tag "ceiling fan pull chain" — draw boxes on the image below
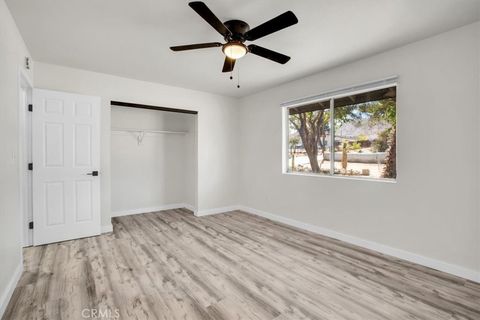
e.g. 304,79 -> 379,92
237,64 -> 240,88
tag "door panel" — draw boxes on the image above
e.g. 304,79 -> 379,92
44,99 -> 64,114
74,124 -> 92,166
75,101 -> 92,117
45,182 -> 65,225
33,89 -> 101,245
44,123 -> 64,166
75,180 -> 93,222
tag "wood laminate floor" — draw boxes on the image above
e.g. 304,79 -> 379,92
3,209 -> 480,320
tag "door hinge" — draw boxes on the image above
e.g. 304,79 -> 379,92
28,163 -> 33,171
28,221 -> 33,229
28,104 -> 33,112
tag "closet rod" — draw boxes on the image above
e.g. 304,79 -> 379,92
111,128 -> 187,135
111,100 -> 198,115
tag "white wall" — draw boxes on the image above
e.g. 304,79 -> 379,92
0,0 -> 33,315
238,23 -> 480,277
110,107 -> 196,214
34,62 -> 239,227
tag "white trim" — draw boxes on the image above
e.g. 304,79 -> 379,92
18,67 -> 33,247
19,67 -> 33,88
101,224 -> 113,233
237,205 -> 480,283
0,259 -> 23,318
329,98 -> 335,175
112,204 -> 239,218
282,171 -> 397,183
195,205 -> 240,217
281,107 -> 289,173
111,203 -> 189,217
183,203 -> 197,214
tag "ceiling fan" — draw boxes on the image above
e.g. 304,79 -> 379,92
170,1 -> 298,73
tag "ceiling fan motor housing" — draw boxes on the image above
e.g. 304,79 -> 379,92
224,20 -> 250,41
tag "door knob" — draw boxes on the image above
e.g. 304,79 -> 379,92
86,171 -> 99,176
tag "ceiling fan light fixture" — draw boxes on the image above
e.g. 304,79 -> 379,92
222,42 -> 247,59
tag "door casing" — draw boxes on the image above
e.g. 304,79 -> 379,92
18,69 -> 33,247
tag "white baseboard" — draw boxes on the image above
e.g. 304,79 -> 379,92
195,205 -> 240,217
183,203 -> 197,214
111,203 -> 189,217
111,203 -> 233,218
237,205 -> 480,284
101,224 -> 113,233
0,258 -> 23,318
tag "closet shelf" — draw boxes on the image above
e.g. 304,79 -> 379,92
111,128 -> 188,135
111,127 -> 188,145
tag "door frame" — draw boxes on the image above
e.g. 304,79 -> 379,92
18,68 -> 33,247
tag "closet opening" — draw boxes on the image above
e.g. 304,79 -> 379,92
110,101 -> 198,217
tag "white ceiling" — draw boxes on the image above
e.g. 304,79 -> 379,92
6,0 -> 480,97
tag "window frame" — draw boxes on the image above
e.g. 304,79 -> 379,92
282,77 -> 398,182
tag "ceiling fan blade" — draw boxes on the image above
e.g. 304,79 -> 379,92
189,1 -> 231,37
170,42 -> 222,51
245,11 -> 298,41
222,57 -> 236,73
248,45 -> 290,64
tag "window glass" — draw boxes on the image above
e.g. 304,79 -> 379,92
334,92 -> 396,179
288,100 -> 331,174
285,85 -> 396,180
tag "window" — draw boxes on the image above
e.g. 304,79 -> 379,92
284,81 -> 397,181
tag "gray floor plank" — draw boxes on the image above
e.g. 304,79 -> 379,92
3,209 -> 480,320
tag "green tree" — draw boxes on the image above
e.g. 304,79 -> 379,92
372,129 -> 390,152
359,99 -> 396,178
290,105 -> 357,173
289,110 -> 330,173
359,99 -> 396,125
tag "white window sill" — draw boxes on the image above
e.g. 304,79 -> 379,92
282,171 -> 397,183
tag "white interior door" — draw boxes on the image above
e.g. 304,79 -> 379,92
32,89 -> 101,245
